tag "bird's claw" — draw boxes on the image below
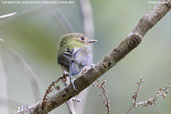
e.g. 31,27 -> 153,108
70,77 -> 78,91
91,64 -> 97,72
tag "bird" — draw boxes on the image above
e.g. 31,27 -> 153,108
57,33 -> 97,89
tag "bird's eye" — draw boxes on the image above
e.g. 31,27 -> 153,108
81,36 -> 85,41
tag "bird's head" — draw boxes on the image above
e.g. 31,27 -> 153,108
59,33 -> 97,46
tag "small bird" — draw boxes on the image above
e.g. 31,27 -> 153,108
57,33 -> 97,89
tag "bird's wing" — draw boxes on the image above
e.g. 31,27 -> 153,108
57,48 -> 73,71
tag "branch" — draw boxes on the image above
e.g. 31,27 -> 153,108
126,78 -> 171,114
14,0 -> 171,113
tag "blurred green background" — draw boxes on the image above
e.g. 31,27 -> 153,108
0,0 -> 171,114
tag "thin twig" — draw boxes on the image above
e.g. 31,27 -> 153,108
133,79 -> 144,104
126,105 -> 134,114
53,10 -> 74,33
0,38 -> 4,42
126,78 -> 144,114
93,80 -> 110,114
0,12 -> 17,114
0,54 -> 8,114
0,12 -> 17,19
126,79 -> 171,114
0,5 -> 56,29
7,48 -> 41,102
80,0 -> 95,39
42,73 -> 67,108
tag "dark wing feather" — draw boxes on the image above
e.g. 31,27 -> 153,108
58,49 -> 73,72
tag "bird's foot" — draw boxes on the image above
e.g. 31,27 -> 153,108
79,64 -> 96,75
70,77 -> 78,91
80,68 -> 87,75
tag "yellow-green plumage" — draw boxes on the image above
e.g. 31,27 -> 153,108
57,33 -> 96,76
58,36 -> 85,54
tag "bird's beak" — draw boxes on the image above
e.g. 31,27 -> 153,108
88,40 -> 97,44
